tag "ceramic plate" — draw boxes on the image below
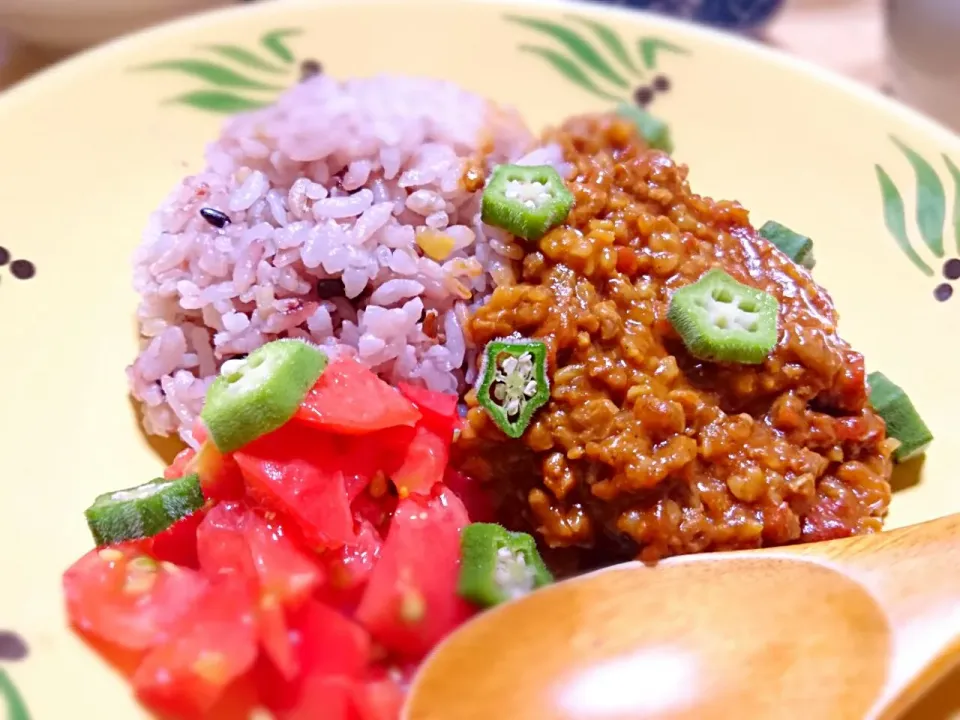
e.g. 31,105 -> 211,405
2,0 -> 960,717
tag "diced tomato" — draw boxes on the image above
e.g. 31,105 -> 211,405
196,503 -> 323,680
278,675 -> 360,720
351,490 -> 397,534
391,425 -> 448,497
133,575 -> 258,718
148,508 -> 206,569
243,511 -> 323,606
193,441 -> 245,502
398,383 -> 459,442
235,426 -> 355,548
258,595 -> 298,681
297,600 -> 370,677
353,677 -> 406,720
196,502 -> 257,579
257,599 -> 371,714
443,468 -> 496,523
317,520 -> 383,612
295,357 -> 421,435
63,545 -> 208,651
356,488 -> 475,659
339,430 -> 410,501
164,447 -> 197,480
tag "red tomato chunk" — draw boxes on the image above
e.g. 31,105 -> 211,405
295,357 -> 421,434
133,575 -> 258,718
398,383 -> 459,442
356,488 -> 475,659
63,545 -> 207,651
391,425 -> 449,498
235,427 -> 356,549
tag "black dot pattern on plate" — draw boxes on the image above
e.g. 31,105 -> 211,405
633,86 -> 654,107
653,75 -> 671,92
0,631 -> 28,661
934,282 -> 953,302
0,247 -> 8,267
943,258 -> 960,280
9,259 -> 35,280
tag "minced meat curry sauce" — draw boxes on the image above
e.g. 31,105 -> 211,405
455,114 -> 896,566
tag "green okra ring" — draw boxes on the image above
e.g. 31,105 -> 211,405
201,338 -> 328,453
84,473 -> 204,546
480,164 -> 574,241
457,522 -> 553,608
667,268 -> 779,365
475,336 -> 550,439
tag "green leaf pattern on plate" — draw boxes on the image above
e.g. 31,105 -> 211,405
136,59 -> 286,91
0,669 -> 30,720
565,16 -> 643,77
890,137 -> 946,258
877,137 -> 960,278
133,27 -> 302,114
260,28 -> 302,63
943,155 -> 960,256
197,45 -> 288,74
638,37 -> 689,71
518,46 -> 622,101
506,14 -> 689,102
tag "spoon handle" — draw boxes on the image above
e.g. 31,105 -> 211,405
782,513 -> 960,719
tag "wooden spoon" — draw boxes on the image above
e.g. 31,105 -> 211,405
405,514 -> 960,720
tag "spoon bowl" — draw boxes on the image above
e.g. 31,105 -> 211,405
406,514 -> 960,720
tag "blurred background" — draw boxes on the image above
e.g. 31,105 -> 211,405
0,0 -> 955,132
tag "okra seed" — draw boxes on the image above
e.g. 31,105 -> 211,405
220,358 -> 245,377
400,589 -> 426,624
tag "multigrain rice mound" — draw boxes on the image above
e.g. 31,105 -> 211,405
128,75 -> 570,445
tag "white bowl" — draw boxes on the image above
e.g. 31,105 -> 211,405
0,0 -> 234,52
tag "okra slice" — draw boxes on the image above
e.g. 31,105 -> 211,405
475,336 -> 550,439
667,268 -> 779,365
615,103 -> 674,154
480,164 -> 574,241
758,220 -> 816,270
84,474 -> 204,546
867,372 -> 933,462
201,338 -> 328,453
457,523 -> 553,608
